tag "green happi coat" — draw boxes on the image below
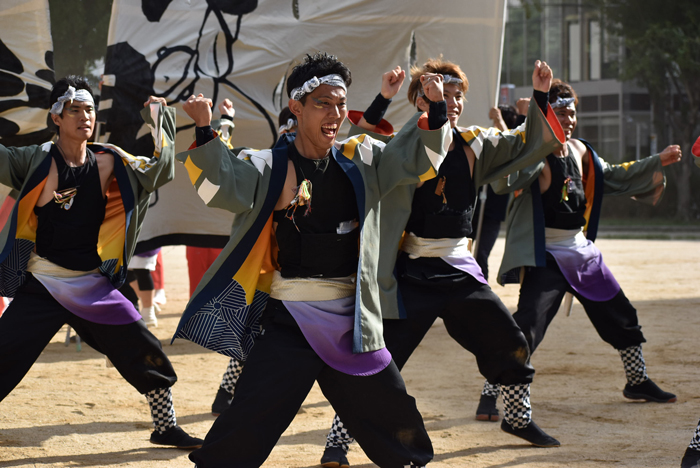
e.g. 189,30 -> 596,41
493,139 -> 666,285
371,98 -> 566,319
0,104 -> 175,295
173,112 -> 451,360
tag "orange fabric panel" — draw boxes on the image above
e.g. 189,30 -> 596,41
582,149 -> 595,231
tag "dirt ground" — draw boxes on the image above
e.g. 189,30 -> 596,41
0,238 -> 698,468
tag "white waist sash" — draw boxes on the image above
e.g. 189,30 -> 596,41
400,232 -> 473,259
270,270 -> 356,301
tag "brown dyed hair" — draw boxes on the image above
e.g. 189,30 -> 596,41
407,56 -> 468,107
549,79 -> 579,107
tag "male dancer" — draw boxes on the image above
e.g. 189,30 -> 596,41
174,52 -> 451,467
477,78 -> 680,419
320,58 -> 566,467
0,76 -> 202,448
680,136 -> 700,468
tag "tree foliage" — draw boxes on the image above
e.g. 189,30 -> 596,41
48,0 -> 113,84
589,0 -> 700,219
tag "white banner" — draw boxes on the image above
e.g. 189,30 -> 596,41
102,0 -> 507,248
0,0 -> 55,146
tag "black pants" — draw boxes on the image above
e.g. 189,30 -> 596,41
474,217 -> 502,281
385,254 -> 533,385
515,255 -> 646,353
190,299 -> 433,468
0,275 -> 177,401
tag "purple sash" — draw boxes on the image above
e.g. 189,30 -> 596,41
284,297 -> 391,376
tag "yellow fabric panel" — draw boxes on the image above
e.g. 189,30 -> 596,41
616,161 -> 635,171
15,179 -> 45,242
184,155 -> 203,185
341,136 -> 362,160
233,215 -> 275,304
418,166 -> 437,182
98,178 -> 126,272
460,129 -> 480,144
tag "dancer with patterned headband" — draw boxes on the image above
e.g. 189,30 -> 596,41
0,76 -> 203,449
175,52 -> 452,468
476,78 -> 680,421
320,57 -> 566,468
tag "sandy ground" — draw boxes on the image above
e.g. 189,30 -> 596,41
1,238 -> 699,468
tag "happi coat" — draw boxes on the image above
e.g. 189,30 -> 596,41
373,98 -> 566,318
173,111 -> 451,360
0,104 -> 176,296
493,139 -> 666,285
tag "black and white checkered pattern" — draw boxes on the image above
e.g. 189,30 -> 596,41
325,414 -> 354,451
618,345 -> 648,386
501,383 -> 531,429
689,420 -> 700,450
220,358 -> 245,394
146,387 -> 177,433
482,380 -> 501,398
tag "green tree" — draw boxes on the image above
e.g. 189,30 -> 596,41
48,0 -> 113,84
589,0 -> 700,220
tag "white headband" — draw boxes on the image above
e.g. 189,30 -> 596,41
417,74 -> 463,97
290,74 -> 347,101
50,86 -> 95,115
551,96 -> 576,109
278,118 -> 298,135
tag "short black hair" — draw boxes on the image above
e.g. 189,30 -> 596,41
278,106 -> 296,128
498,105 -> 519,130
49,76 -> 94,135
286,52 -> 351,104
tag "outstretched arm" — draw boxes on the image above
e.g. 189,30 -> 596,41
355,66 -> 405,133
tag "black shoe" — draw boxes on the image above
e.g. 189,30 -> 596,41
500,419 -> 560,447
211,387 -> 233,416
623,379 -> 677,403
681,447 -> 700,468
476,393 -> 500,421
320,446 -> 350,468
150,425 -> 203,450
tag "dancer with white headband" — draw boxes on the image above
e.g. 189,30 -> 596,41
175,52 -> 452,467
0,75 -> 203,450
476,78 -> 680,420
320,57 -> 567,467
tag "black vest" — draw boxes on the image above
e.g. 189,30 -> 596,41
405,134 -> 475,239
34,145 -> 107,271
541,147 -> 587,230
273,144 -> 359,278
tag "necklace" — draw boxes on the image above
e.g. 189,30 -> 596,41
53,142 -> 86,211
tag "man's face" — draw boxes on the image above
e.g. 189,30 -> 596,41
417,82 -> 464,129
52,100 -> 96,142
295,84 -> 347,151
554,103 -> 577,141
444,83 -> 464,128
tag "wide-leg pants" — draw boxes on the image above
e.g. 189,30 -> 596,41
514,255 -> 645,353
0,275 -> 177,401
384,253 -> 534,385
190,298 -> 433,468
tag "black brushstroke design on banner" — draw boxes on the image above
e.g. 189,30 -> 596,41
0,39 -> 55,146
